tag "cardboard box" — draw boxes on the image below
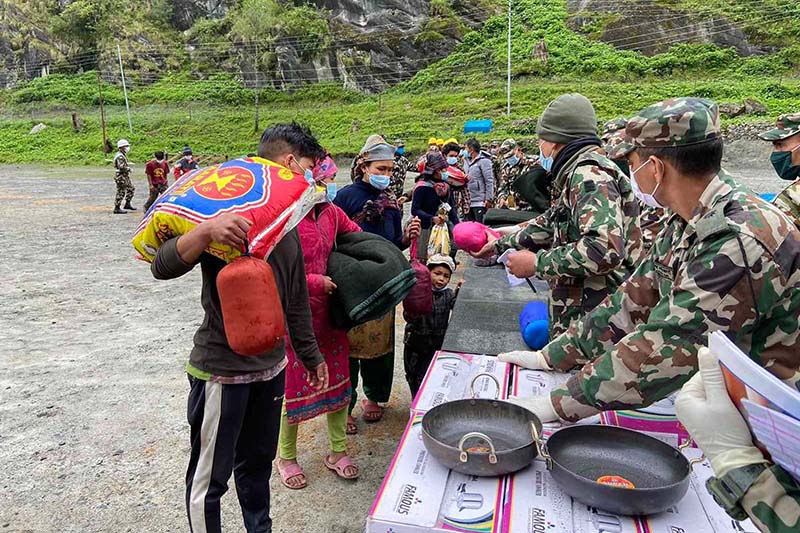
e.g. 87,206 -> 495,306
366,411 -> 505,533
599,394 -> 693,447
367,411 -> 450,532
412,351 -> 511,413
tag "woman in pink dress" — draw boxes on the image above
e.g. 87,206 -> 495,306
277,155 -> 362,489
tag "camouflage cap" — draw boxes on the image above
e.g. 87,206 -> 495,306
601,117 -> 628,140
498,138 -> 518,156
758,113 -> 800,141
610,97 -> 721,159
604,130 -> 628,160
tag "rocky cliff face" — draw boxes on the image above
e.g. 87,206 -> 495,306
565,0 -> 773,56
0,0 -> 775,92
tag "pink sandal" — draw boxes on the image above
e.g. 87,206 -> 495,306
324,454 -> 359,480
277,460 -> 307,490
361,399 -> 384,423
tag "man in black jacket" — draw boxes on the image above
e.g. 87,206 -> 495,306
151,123 -> 328,533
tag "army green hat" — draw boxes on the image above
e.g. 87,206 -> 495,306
498,138 -> 517,156
601,117 -> 628,140
758,113 -> 800,141
609,97 -> 721,160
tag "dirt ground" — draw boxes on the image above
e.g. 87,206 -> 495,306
0,149 -> 785,533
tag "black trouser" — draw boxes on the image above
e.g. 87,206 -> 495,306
467,206 -> 486,223
403,335 -> 443,398
185,371 -> 285,533
143,183 -> 168,211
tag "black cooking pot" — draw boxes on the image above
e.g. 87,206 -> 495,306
533,423 -> 703,516
421,374 -> 543,477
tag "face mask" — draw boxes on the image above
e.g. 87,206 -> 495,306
446,156 -> 458,165
506,155 -> 520,167
123,146 -> 130,154
461,149 -> 470,160
325,182 -> 338,202
290,158 -> 314,184
539,144 -> 554,172
156,158 -> 163,163
441,172 -> 449,182
613,159 -> 630,176
770,146 -> 800,181
396,147 -> 405,156
630,159 -> 664,209
369,174 -> 391,190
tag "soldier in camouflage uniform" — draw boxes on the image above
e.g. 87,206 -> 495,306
605,128 -> 667,254
391,139 -> 411,198
495,138 -> 543,211
113,139 -> 136,214
500,98 -> 800,458
474,94 -> 643,337
758,113 -> 800,228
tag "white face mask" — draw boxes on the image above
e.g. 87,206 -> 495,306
630,159 -> 664,209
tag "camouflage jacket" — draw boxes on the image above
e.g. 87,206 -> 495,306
113,152 -> 130,179
541,171 -> 800,422
773,179 -> 800,230
640,205 -> 667,254
495,146 -> 643,336
497,156 -> 538,210
391,154 -> 411,197
742,464 -> 800,532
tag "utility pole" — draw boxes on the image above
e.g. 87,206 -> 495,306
116,43 -> 133,133
506,0 -> 512,117
97,70 -> 109,153
254,42 -> 260,132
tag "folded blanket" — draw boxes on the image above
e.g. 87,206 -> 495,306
327,232 -> 416,329
483,208 -> 538,227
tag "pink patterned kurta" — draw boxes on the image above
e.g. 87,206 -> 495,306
285,202 -> 362,424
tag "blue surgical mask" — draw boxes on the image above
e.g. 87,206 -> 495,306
539,145 -> 554,173
396,147 -> 405,156
291,158 -> 315,185
460,149 -> 470,160
369,174 -> 391,190
630,159 -> 663,209
441,172 -> 449,182
326,182 -> 338,202
446,156 -> 458,165
506,155 -> 520,167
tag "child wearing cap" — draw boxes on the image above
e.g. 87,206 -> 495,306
402,254 -> 463,397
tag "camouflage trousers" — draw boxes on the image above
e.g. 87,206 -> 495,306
143,183 -> 167,212
114,174 -> 135,206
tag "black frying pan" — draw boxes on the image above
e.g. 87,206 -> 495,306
533,424 -> 701,516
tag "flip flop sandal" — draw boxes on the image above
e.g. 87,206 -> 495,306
277,461 -> 307,490
324,454 -> 359,480
361,399 -> 384,423
346,415 -> 358,435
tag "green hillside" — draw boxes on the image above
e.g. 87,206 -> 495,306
1,0 -> 800,164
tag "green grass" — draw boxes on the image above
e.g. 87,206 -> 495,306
2,75 -> 799,165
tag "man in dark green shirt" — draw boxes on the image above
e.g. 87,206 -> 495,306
152,123 -> 328,533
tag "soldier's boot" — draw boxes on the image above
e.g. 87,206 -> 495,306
123,202 -> 137,211
113,204 -> 127,214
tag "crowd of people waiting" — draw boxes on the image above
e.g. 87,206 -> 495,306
144,93 -> 800,533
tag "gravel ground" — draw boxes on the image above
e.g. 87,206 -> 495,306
0,146 -> 786,533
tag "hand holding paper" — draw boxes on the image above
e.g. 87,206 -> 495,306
675,347 -> 766,477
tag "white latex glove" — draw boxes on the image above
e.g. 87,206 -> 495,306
675,347 -> 767,477
498,350 -> 552,371
507,394 -> 560,423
